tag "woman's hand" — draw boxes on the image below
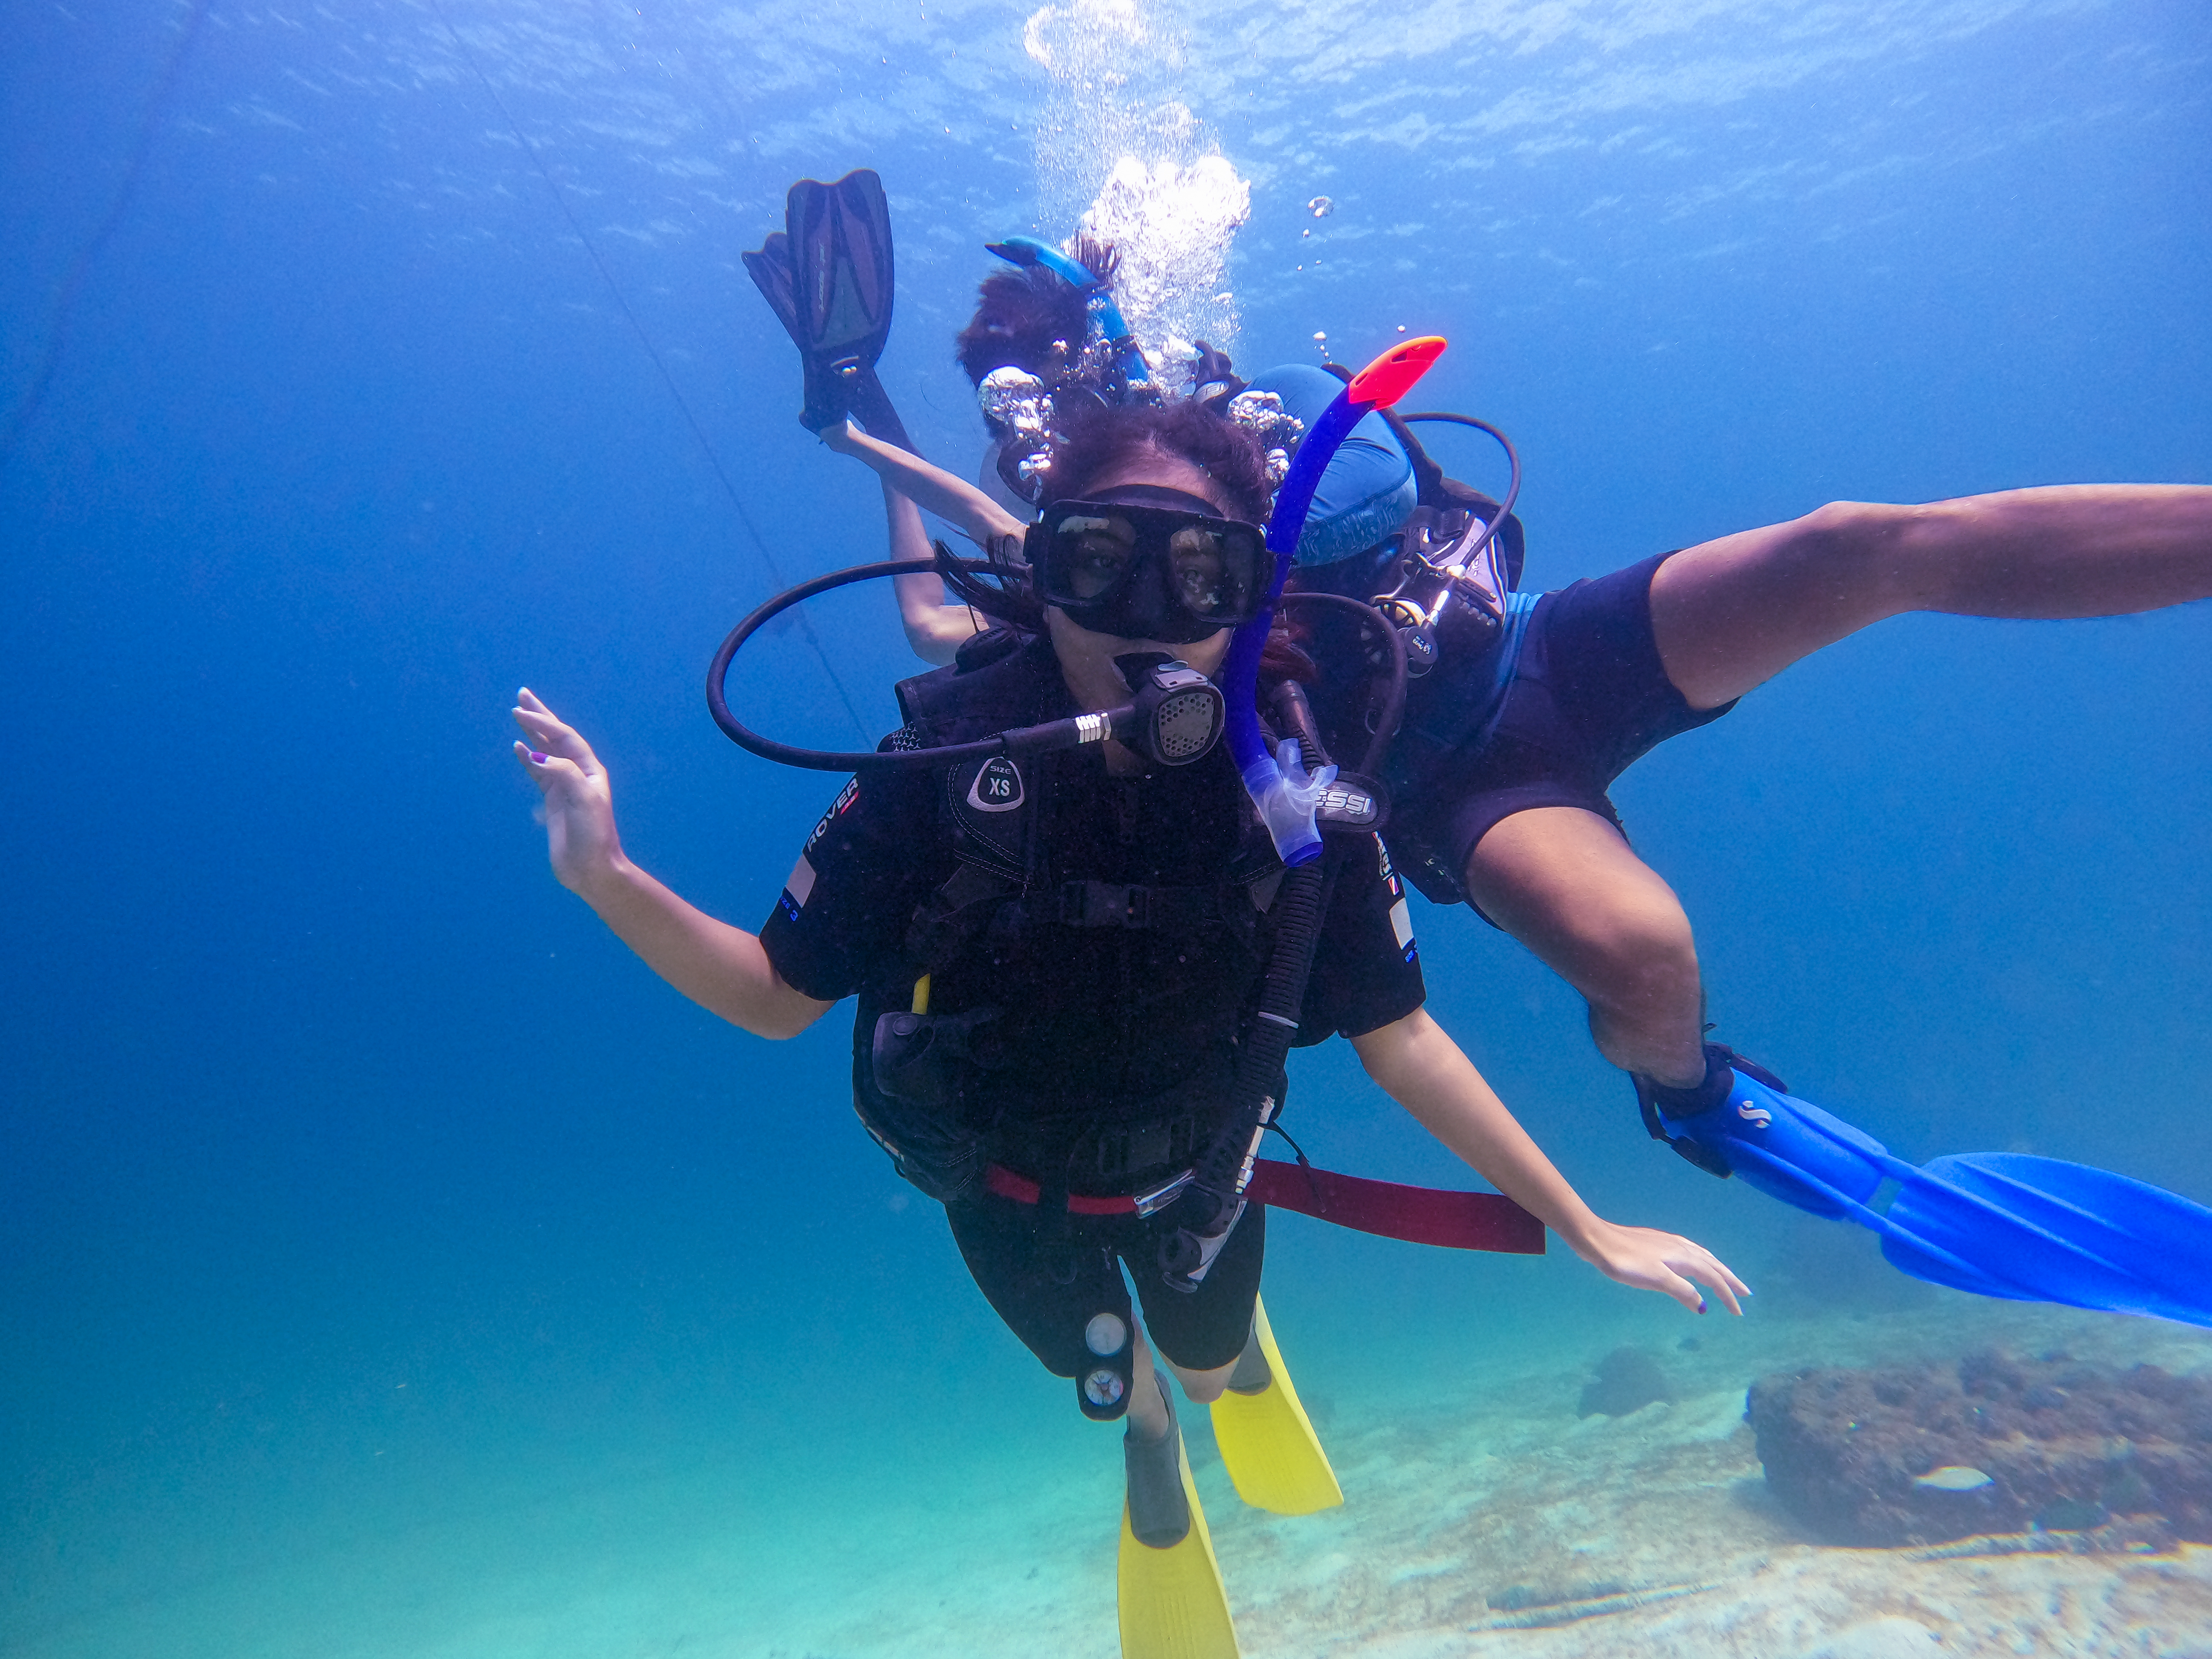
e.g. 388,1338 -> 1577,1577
1353,1010 -> 1753,1318
512,688 -> 620,894
507,689 -> 831,1039
1563,1219 -> 1749,1316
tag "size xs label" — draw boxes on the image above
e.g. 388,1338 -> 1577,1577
966,756 -> 1025,814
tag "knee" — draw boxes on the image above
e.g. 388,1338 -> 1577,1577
1565,892 -> 1701,1014
1796,499 -> 1937,612
1172,1364 -> 1234,1406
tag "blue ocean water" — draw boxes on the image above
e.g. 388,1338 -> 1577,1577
3,3 -> 2208,1654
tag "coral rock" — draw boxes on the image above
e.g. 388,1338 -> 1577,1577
1746,1349 -> 2212,1546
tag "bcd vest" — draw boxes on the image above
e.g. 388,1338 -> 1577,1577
850,631 -> 1289,1205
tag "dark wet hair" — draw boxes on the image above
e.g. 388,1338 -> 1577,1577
953,237 -> 1118,387
1041,396 -> 1273,525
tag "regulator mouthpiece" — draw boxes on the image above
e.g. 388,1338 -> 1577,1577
1112,655 -> 1225,768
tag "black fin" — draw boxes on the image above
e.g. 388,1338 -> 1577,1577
741,230 -> 800,346
745,169 -> 914,450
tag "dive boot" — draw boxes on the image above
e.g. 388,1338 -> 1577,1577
1208,1295 -> 1342,1515
1119,1373 -> 1239,1659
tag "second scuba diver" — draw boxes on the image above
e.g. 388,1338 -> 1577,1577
766,172 -> 2212,1325
512,393 -> 1746,1658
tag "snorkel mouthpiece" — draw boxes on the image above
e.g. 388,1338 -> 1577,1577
1228,337 -> 1448,864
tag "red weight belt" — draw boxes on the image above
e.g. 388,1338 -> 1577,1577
981,1158 -> 1544,1255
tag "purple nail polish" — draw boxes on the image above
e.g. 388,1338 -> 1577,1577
530,751 -> 548,764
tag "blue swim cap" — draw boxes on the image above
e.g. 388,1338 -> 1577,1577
1247,364 -> 1416,567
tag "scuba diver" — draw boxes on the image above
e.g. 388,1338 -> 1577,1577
748,170 -> 2212,1333
512,390 -> 1747,1659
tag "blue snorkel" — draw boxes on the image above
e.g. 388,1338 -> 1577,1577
1224,336 -> 1449,865
1153,337 -> 1450,1294
984,235 -> 1153,394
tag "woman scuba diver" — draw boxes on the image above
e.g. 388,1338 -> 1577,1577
512,393 -> 1746,1657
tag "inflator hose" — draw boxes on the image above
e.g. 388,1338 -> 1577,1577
1211,861 -> 1324,1194
1162,681 -> 1339,1290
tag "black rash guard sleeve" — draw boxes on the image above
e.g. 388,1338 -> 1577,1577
758,765 -> 942,1004
1296,832 -> 1426,1042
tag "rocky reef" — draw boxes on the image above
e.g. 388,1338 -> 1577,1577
1746,1349 -> 2212,1548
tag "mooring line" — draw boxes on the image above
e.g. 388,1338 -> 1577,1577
0,0 -> 212,474
431,0 -> 870,743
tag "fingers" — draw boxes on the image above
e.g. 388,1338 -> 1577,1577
1586,1222 -> 1752,1317
1665,1240 -> 1749,1317
512,739 -> 585,793
1648,1264 -> 1706,1315
1686,1266 -> 1738,1318
512,689 -> 602,774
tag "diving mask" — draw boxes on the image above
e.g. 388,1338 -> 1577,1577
1025,488 -> 1269,646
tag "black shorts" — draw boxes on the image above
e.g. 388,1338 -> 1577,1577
945,1192 -> 1265,1376
1388,551 -> 1734,906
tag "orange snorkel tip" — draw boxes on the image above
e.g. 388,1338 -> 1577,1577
1343,335 -> 1447,409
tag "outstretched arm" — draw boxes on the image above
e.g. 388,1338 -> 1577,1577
1653,483 -> 2212,709
510,689 -> 832,1040
1352,1008 -> 1748,1315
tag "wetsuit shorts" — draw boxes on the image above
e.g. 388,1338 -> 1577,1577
946,1191 -> 1264,1375
1389,550 -> 1735,907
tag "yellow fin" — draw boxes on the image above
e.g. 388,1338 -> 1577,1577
1117,1438 -> 1240,1659
1207,1296 -> 1343,1515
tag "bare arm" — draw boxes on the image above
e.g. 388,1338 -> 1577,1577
883,478 -> 984,666
1654,483 -> 2212,709
511,690 -> 832,1040
820,419 -> 1027,546
1351,1008 -> 1747,1314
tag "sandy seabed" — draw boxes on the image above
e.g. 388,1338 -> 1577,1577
17,1298 -> 2212,1659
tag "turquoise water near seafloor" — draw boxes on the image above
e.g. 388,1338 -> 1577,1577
4,2 -> 2210,1655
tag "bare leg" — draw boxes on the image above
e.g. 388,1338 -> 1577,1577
1462,806 -> 1707,1087
1652,485 -> 2212,710
1459,487 -> 2209,1080
1126,1322 -> 1240,1441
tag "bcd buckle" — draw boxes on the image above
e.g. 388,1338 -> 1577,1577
1132,1168 -> 1195,1217
1062,880 -> 1149,928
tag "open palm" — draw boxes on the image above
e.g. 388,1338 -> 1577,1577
511,688 -> 620,891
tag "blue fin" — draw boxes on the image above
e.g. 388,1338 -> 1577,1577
1884,1153 -> 2212,1327
1664,1071 -> 2212,1328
